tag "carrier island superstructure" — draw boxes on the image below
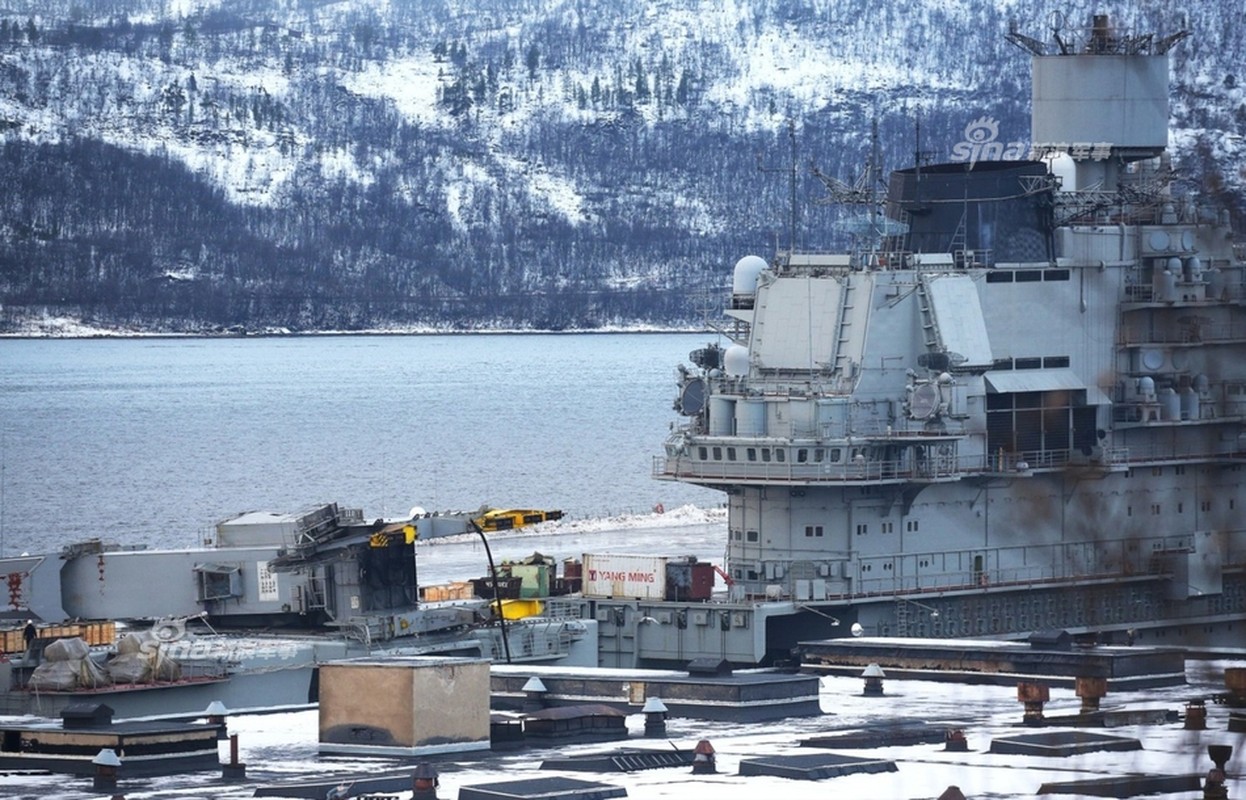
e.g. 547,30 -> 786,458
655,15 -> 1246,655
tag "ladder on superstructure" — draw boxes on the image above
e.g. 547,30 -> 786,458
830,277 -> 856,377
949,209 -> 968,268
915,275 -> 943,355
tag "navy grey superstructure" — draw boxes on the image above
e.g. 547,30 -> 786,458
656,15 -> 1246,650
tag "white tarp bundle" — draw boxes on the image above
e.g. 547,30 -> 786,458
107,632 -> 183,684
27,636 -> 110,691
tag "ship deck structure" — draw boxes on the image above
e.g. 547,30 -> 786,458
651,13 -> 1246,660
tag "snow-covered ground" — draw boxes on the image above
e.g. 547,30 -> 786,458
1,659 -> 1243,799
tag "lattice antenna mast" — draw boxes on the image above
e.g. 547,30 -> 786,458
756,119 -> 799,255
812,114 -> 907,258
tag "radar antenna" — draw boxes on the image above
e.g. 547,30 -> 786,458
1005,20 -> 1047,56
812,115 -> 908,262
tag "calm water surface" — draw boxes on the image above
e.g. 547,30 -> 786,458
0,333 -> 719,553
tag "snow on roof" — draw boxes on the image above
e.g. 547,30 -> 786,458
1,660 -> 1241,799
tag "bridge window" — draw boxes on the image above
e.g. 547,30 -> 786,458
761,448 -> 771,462
712,446 -> 722,460
747,448 -> 757,461
986,388 -> 1089,458
698,447 -> 708,460
776,449 -> 786,462
727,447 -> 737,461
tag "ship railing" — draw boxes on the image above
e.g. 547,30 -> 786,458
1106,443 -> 1246,464
954,249 -> 993,269
656,443 -> 1148,483
1123,282 -> 1246,305
843,537 -> 1212,600
178,660 -> 233,681
542,598 -> 586,621
1120,320 -> 1246,345
653,453 -> 965,483
777,250 -> 857,273
851,564 -> 1054,597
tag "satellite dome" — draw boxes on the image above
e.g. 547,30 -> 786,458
732,255 -> 767,295
723,344 -> 750,377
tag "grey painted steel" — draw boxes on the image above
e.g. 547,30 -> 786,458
1032,55 -> 1169,149
653,17 -> 1246,669
0,554 -> 67,621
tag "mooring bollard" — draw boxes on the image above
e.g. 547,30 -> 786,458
1017,682 -> 1049,726
412,762 -> 440,800
92,748 -> 121,793
1075,675 -> 1108,714
522,676 -> 548,712
205,699 -> 229,740
862,663 -> 886,696
1186,699 -> 1209,731
1204,743 -> 1233,800
642,696 -> 668,738
691,738 -> 716,774
221,732 -> 247,780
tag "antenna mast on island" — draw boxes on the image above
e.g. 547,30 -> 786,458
757,119 -> 799,255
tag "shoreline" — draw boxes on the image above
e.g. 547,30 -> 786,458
0,325 -> 711,340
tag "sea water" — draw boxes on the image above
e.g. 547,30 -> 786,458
0,333 -> 721,554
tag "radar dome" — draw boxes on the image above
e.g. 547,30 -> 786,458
724,344 -> 750,377
732,255 -> 767,295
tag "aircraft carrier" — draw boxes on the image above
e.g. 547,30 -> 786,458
653,13 -> 1246,658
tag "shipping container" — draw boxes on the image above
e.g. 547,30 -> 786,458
1,620 -> 116,653
665,558 -> 715,601
508,564 -> 550,598
420,582 -> 475,602
582,554 -> 667,600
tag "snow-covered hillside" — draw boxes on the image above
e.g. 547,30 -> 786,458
0,0 -> 1242,332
